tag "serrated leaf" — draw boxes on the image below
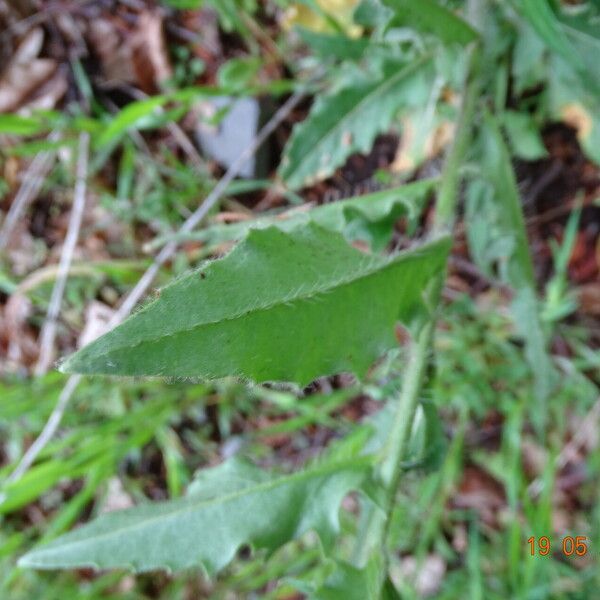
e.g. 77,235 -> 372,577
19,456 -> 372,573
466,114 -> 556,429
279,56 -> 434,190
60,223 -> 450,384
312,554 -> 400,599
384,0 -> 478,45
153,179 -> 434,252
468,115 -> 535,290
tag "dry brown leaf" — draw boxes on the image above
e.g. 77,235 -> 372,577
453,465 -> 506,527
0,28 -> 65,113
87,12 -> 172,93
5,220 -> 46,275
561,103 -> 593,142
212,211 -> 253,224
3,155 -> 19,189
521,438 -> 548,478
24,68 -> 68,112
99,477 -> 134,514
282,0 -> 362,37
391,117 -> 454,174
394,554 -> 446,597
87,19 -> 136,85
577,283 -> 600,316
131,12 -> 172,93
3,0 -> 37,18
4,292 -> 37,369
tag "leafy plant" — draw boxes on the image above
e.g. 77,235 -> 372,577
58,224 -> 449,382
14,0 -> 600,596
278,56 -> 435,189
20,455 -> 372,573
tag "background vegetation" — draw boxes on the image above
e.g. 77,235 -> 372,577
0,0 -> 599,598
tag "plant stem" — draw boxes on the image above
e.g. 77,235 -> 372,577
353,285 -> 440,567
354,0 -> 485,580
379,320 -> 435,490
433,44 -> 481,233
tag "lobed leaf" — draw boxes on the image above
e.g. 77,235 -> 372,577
466,114 -> 556,428
19,456 -> 372,574
60,223 -> 450,384
278,57 -> 434,190
314,555 -> 400,600
148,178 -> 435,252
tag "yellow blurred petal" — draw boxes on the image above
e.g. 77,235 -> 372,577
283,0 -> 362,37
561,103 -> 593,142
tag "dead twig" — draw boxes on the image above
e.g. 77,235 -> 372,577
34,132 -> 90,376
1,89 -> 306,497
0,131 -> 59,250
0,375 -> 82,504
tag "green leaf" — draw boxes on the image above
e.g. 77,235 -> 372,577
19,456 -> 372,573
313,555 -> 400,599
511,0 -> 587,81
279,57 -> 434,190
468,115 -> 535,289
511,21 -> 547,95
296,27 -> 370,60
384,0 -> 478,45
97,96 -> 168,147
60,223 -> 450,384
148,179 -> 435,253
466,114 -> 556,428
501,110 -> 548,161
404,400 -> 445,471
558,6 -> 600,92
0,114 -> 46,136
217,57 -> 262,91
353,0 -> 394,28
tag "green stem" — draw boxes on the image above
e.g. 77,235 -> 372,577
353,294 -> 439,570
353,0 -> 485,581
433,44 -> 481,234
379,320 -> 435,490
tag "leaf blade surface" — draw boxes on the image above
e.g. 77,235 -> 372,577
19,457 -> 372,573
279,57 -> 434,190
61,224 -> 450,384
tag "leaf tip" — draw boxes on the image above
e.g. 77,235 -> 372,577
17,552 -> 34,569
56,355 -> 72,374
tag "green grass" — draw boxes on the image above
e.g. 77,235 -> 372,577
2,294 -> 598,598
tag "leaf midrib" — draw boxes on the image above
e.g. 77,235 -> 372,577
24,456 -> 372,562
91,240 -> 445,355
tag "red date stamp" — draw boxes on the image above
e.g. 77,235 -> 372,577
527,536 -> 588,556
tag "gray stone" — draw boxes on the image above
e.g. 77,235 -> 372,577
196,96 -> 271,178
